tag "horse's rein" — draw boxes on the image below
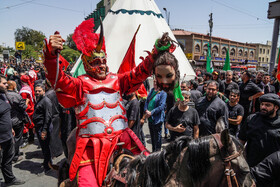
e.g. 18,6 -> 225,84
212,134 -> 241,187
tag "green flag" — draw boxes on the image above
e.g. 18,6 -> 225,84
206,43 -> 213,73
72,58 -> 86,78
173,82 -> 184,101
223,49 -> 231,71
277,47 -> 280,65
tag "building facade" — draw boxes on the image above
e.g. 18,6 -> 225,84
252,41 -> 279,71
173,29 -> 257,70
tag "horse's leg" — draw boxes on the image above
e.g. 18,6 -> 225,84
66,127 -> 77,164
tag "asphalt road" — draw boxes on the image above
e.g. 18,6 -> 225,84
0,123 -> 169,187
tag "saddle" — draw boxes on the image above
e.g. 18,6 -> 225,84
103,143 -> 135,187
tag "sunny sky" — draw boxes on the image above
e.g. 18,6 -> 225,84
0,0 -> 279,48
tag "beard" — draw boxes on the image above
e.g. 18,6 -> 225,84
0,87 -> 6,93
36,95 -> 43,101
260,108 -> 275,117
156,80 -> 175,92
180,100 -> 189,106
86,66 -> 107,80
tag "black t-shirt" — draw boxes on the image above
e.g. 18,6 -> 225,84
227,103 -> 244,136
190,89 -> 203,104
239,80 -> 262,109
196,96 -> 229,136
223,81 -> 239,98
0,99 -> 13,143
238,113 -> 280,167
125,98 -> 145,145
166,106 -> 200,140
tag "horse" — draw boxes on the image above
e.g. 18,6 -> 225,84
110,129 -> 254,187
57,126 -> 254,187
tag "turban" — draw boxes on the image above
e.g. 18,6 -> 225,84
259,93 -> 280,107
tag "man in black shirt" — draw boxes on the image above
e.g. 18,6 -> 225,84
196,81 -> 229,136
212,71 -> 225,93
125,92 -> 145,146
239,70 -> 263,120
227,89 -> 244,136
238,93 -> 280,167
0,75 -> 25,185
166,91 -> 200,140
261,73 -> 276,94
33,84 -> 53,173
189,79 -> 202,105
6,80 -> 27,163
45,80 -> 63,158
222,70 -> 239,98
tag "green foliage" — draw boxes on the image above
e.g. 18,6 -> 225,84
65,34 -> 77,50
61,45 -> 80,63
14,26 -> 46,51
22,45 -> 38,60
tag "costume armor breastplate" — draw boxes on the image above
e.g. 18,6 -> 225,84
76,74 -> 128,136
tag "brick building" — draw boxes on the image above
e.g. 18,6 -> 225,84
173,29 -> 257,70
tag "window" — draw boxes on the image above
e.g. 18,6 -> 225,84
195,44 -> 201,53
230,48 -> 235,56
259,57 -> 261,62
267,58 -> 269,62
244,51 -> 248,57
238,49 -> 243,57
268,49 -> 270,55
250,51 -> 254,58
203,44 -> 208,56
262,57 -> 264,62
221,47 -> 227,55
259,48 -> 262,54
212,46 -> 219,57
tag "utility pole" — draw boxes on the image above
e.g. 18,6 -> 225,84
209,13 -> 213,56
268,0 -> 280,74
163,8 -> 170,26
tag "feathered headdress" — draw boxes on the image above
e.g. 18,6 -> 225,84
72,18 -> 106,57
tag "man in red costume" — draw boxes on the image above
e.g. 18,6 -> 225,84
43,19 -> 173,186
19,75 -> 35,143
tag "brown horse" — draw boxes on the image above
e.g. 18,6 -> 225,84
57,128 -> 254,187
110,129 -> 254,187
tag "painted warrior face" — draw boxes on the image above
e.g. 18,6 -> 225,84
82,51 -> 108,80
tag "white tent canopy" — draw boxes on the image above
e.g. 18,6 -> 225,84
72,0 -> 195,80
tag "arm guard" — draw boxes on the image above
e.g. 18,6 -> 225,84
43,40 -> 83,108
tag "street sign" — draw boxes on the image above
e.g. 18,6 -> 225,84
268,1 -> 280,19
186,53 -> 192,59
15,42 -> 25,50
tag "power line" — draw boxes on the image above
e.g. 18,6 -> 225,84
0,0 -> 84,14
0,0 -> 35,11
29,1 -> 84,13
211,0 -> 272,24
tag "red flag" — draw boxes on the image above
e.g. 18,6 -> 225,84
276,48 -> 280,82
118,25 -> 147,98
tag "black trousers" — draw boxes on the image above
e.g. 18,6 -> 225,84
36,130 -> 52,170
13,123 -> 24,160
0,138 -> 16,183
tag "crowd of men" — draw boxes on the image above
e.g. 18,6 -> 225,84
0,59 -> 280,186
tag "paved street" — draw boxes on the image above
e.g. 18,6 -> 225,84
0,123 -> 169,187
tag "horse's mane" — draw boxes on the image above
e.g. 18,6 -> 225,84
187,136 -> 212,183
127,136 -> 192,187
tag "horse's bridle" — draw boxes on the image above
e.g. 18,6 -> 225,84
212,134 -> 242,187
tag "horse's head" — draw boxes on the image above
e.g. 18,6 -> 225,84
208,129 -> 254,187
175,129 -> 255,187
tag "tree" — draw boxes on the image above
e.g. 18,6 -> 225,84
65,34 -> 77,50
14,27 -> 46,51
22,45 -> 38,60
61,45 -> 80,63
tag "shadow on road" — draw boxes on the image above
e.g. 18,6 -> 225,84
25,150 -> 44,159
